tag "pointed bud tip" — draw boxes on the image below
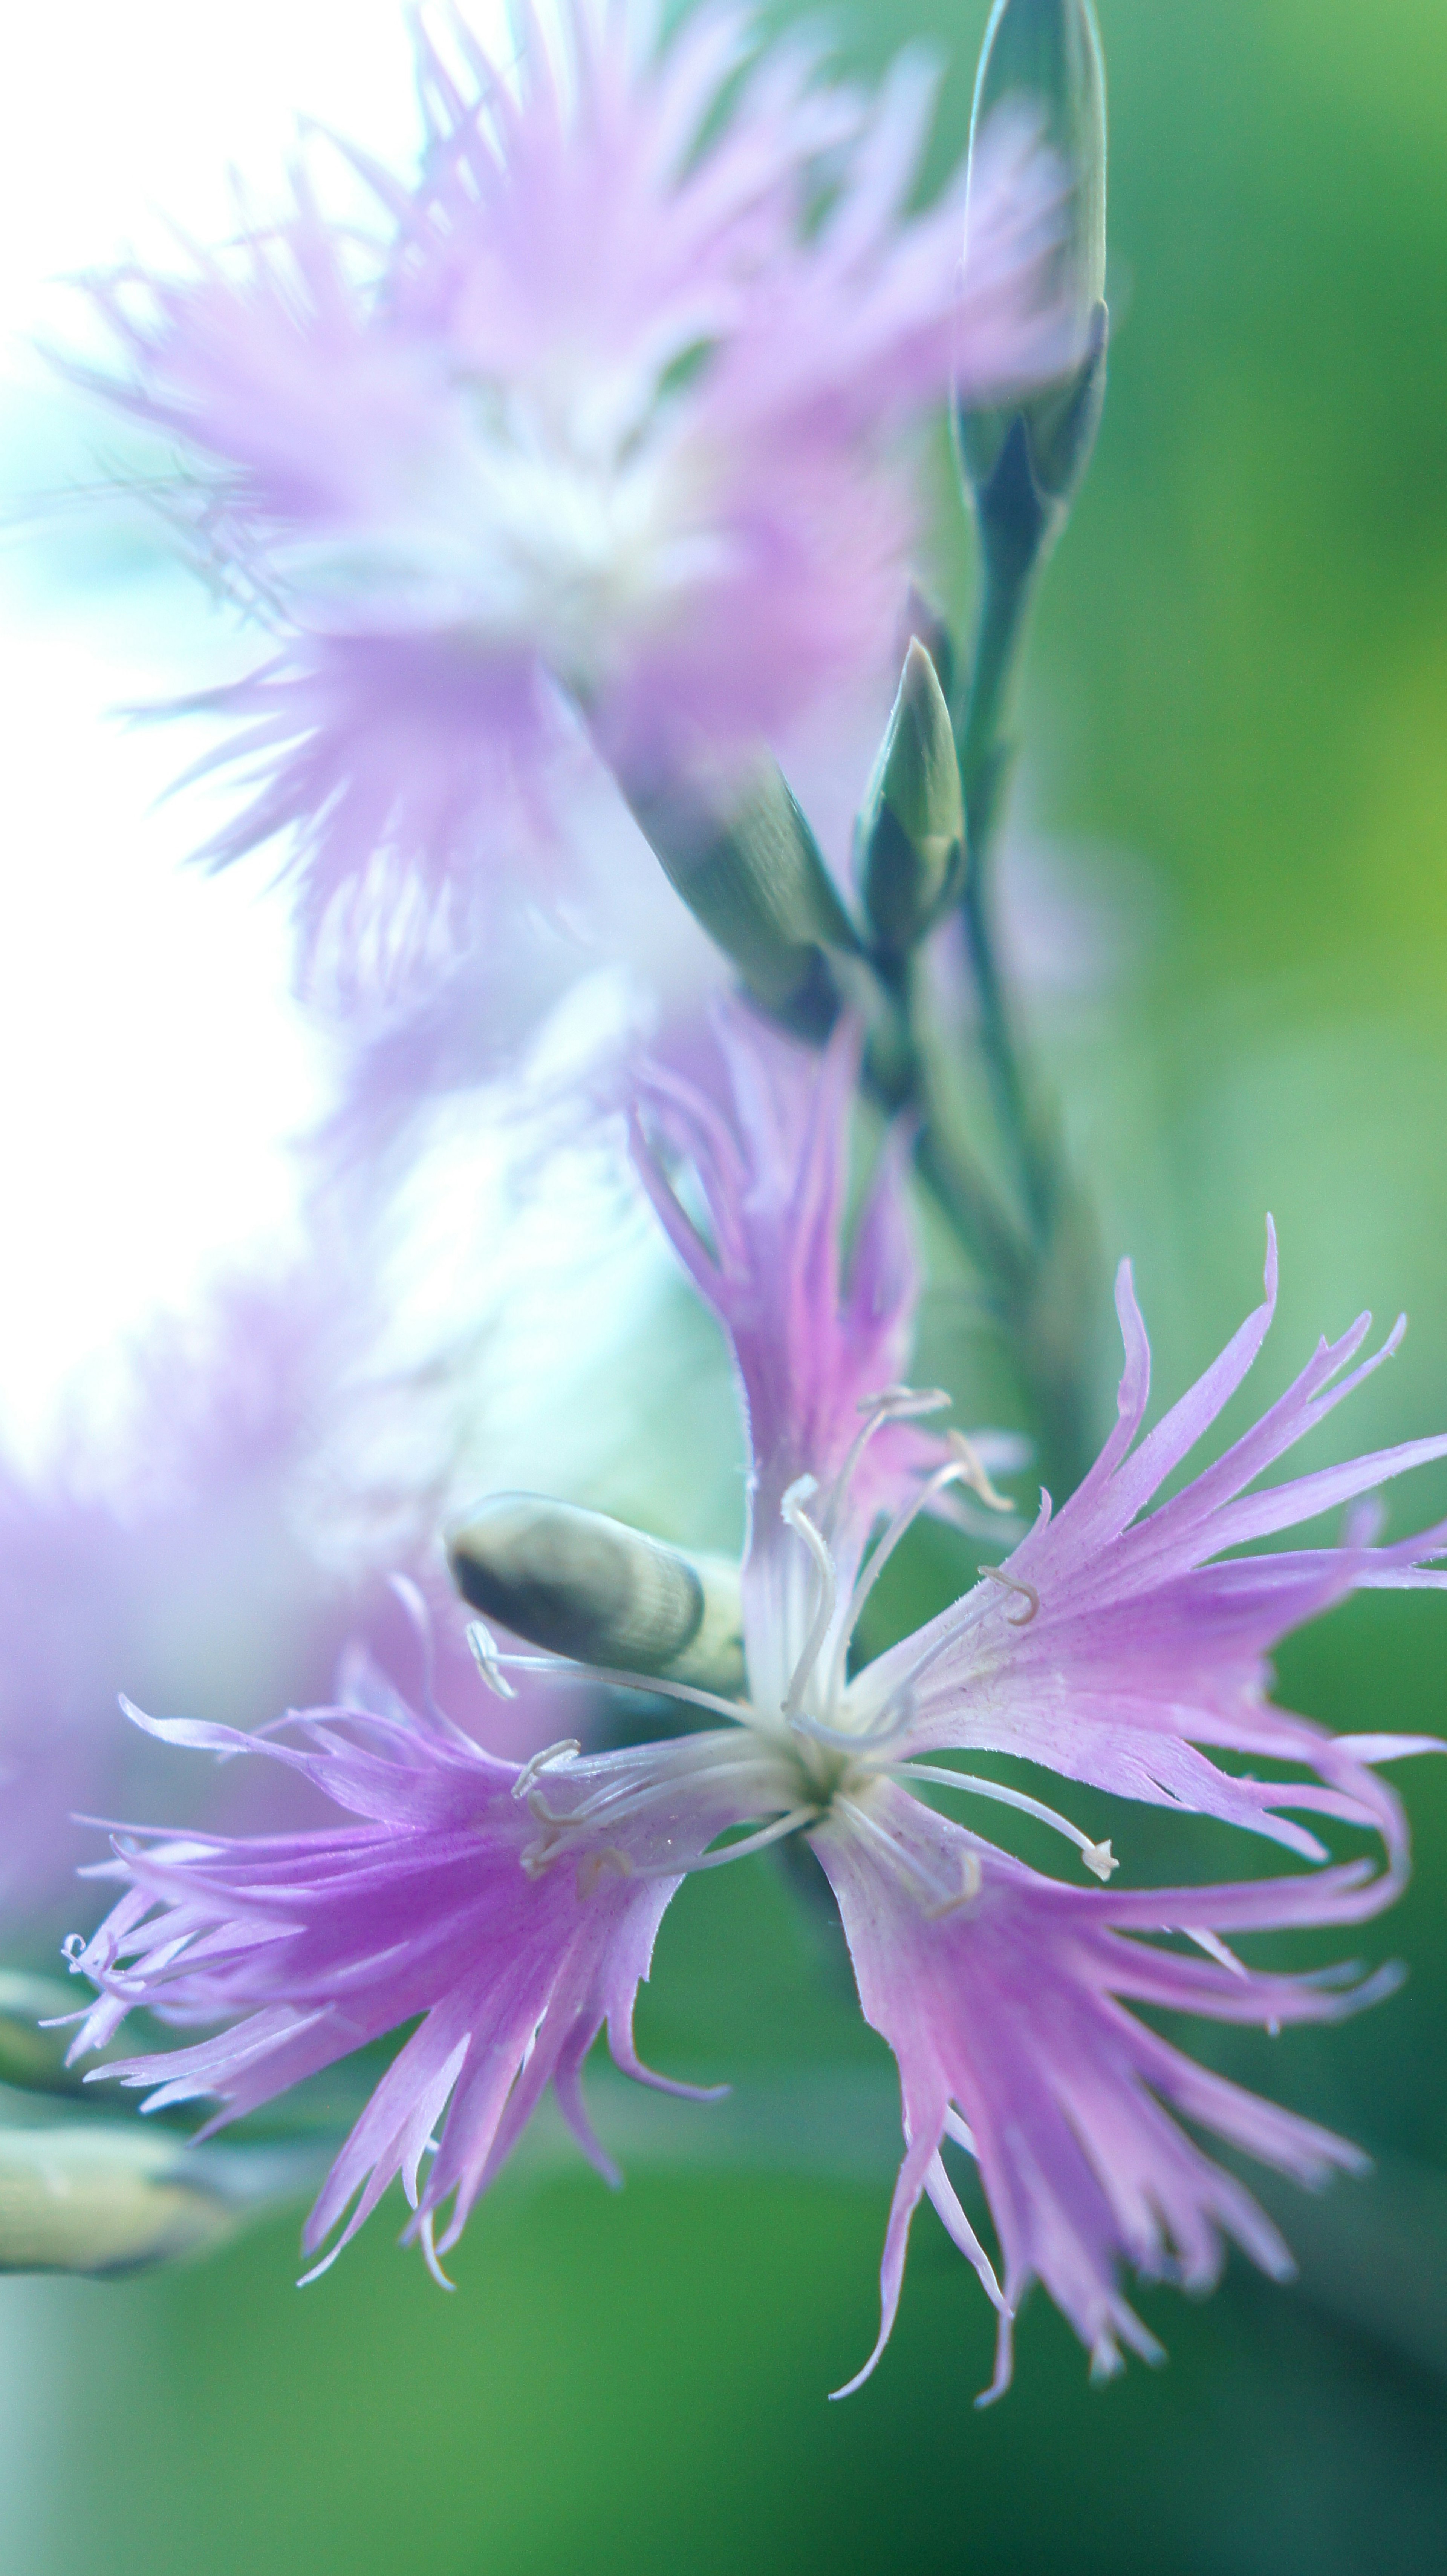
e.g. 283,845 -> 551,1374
860,641 -> 964,958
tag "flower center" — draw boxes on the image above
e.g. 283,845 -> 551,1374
275,364 -> 726,693
470,1383 -> 1117,1893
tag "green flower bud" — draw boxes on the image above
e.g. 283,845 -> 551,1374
860,640 -> 965,959
0,2122 -> 316,2276
624,756 -> 859,1025
957,0 -> 1109,536
448,1495 -> 746,1694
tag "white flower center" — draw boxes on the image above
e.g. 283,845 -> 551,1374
473,1385 -> 1116,1893
273,360 -> 729,693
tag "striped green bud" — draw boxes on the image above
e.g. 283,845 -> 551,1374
860,640 -> 965,959
958,0 -> 1109,537
624,756 -> 859,1026
448,1495 -> 745,1694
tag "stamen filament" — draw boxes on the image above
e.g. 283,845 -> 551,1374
781,1477 -> 839,1720
830,1454 -> 973,1704
468,1622 -> 518,1697
663,1805 -> 820,1875
489,1651 -> 748,1729
788,1698 -> 919,1759
889,1763 -> 1118,1880
510,1740 -> 582,1800
820,1383 -> 950,1542
525,1753 -> 778,1833
945,1431 -> 1016,1516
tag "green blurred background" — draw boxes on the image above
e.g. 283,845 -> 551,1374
5,2 -> 1447,2569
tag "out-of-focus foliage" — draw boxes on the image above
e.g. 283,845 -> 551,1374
2,2 -> 1446,2572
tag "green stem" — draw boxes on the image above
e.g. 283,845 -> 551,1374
919,443 -> 1104,1490
959,578 -> 1062,1246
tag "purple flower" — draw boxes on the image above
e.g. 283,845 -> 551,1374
848,1225 -> 1447,1872
0,1270 -> 563,1930
68,1688 -> 792,2283
66,1009 -> 1446,2393
629,1003 -> 1027,1712
811,1798 -> 1401,2396
79,2 -> 1069,987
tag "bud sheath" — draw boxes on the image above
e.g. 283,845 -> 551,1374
860,640 -> 965,960
624,757 -> 858,1025
448,1495 -> 746,1693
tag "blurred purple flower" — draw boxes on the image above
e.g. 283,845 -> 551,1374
80,1 -> 1069,990
65,1008 -> 1446,2394
0,1272 -> 557,1931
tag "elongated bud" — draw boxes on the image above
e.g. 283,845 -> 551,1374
0,2123 -> 317,2276
958,0 -> 1108,537
448,1495 -> 745,1694
860,640 -> 965,960
624,757 -> 859,1028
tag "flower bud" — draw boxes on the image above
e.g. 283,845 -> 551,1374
624,757 -> 859,1025
448,1495 -> 746,1693
957,0 -> 1108,536
860,640 -> 965,959
0,2123 -> 316,2276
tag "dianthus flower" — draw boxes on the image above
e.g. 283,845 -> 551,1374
67,1009 -> 1446,2394
80,1 -> 1068,985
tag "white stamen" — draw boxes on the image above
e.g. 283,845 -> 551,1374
667,1805 -> 820,1875
857,1383 -> 953,1420
488,1649 -> 746,1727
523,1752 -> 767,1833
820,1383 -> 950,1542
981,1566 -> 1040,1625
510,1739 -> 582,1801
891,1762 -> 1119,1881
789,1696 -> 920,1760
832,1453 -> 976,1702
416,2209 -> 457,2292
468,1622 -> 518,1698
780,1476 -> 839,1720
945,1430 -> 1015,1515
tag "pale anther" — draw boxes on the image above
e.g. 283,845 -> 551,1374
982,1565 -> 1040,1624
511,1738 -> 582,1801
855,1383 -> 951,1421
468,1621 -> 518,1698
945,1430 -> 1014,1514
